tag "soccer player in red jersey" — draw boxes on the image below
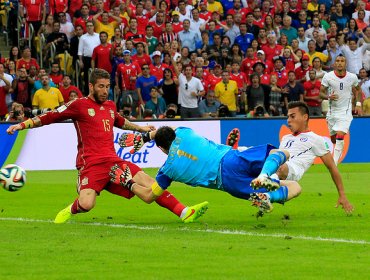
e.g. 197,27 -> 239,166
7,69 -> 208,224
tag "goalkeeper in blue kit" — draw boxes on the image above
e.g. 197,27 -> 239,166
110,126 -> 301,214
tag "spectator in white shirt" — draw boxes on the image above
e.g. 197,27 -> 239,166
338,34 -> 370,75
77,21 -> 100,94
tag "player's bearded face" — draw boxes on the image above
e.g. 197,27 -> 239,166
91,79 -> 110,104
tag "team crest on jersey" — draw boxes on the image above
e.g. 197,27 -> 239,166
300,137 -> 308,142
88,108 -> 95,116
110,109 -> 115,119
81,177 -> 89,186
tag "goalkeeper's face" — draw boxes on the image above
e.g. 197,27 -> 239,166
90,78 -> 110,104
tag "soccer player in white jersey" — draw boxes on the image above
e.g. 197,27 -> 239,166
227,101 -> 354,214
320,55 -> 362,165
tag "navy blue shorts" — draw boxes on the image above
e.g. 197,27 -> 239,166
220,144 -> 275,200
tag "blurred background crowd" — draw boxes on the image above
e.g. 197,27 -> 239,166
1,0 -> 370,121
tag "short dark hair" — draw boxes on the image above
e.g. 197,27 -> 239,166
89,68 -> 110,85
154,126 -> 176,150
287,101 -> 309,119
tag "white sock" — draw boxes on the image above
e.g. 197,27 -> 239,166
180,207 -> 188,218
333,139 -> 344,165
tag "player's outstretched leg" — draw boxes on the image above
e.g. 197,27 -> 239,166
181,201 -> 209,223
110,164 -> 133,186
226,128 -> 240,149
249,193 -> 273,214
54,204 -> 73,224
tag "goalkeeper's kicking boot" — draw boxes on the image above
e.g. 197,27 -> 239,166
226,128 -> 240,149
250,175 -> 280,191
110,164 -> 133,187
54,204 -> 73,224
182,201 -> 209,223
249,193 -> 273,214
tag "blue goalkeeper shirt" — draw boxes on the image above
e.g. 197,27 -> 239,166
156,127 -> 231,190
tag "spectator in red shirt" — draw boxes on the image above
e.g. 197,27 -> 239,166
252,61 -> 271,86
256,50 -> 274,74
49,61 -> 63,86
207,64 -> 223,91
303,69 -> 322,116
91,31 -> 112,73
295,53 -> 312,83
73,4 -> 94,33
230,61 -> 248,93
150,51 -> 169,82
149,11 -> 166,39
59,74 -> 83,103
20,0 -> 46,35
261,32 -> 284,63
124,18 -> 146,44
241,47 -> 258,77
115,50 -> 142,110
131,42 -> 151,68
126,2 -> 150,34
171,11 -> 184,34
271,56 -> 289,88
17,47 -> 40,72
199,1 -> 212,21
195,66 -> 210,94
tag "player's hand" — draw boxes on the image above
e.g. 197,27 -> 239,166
118,132 -> 151,153
6,124 -> 22,135
355,105 -> 363,116
328,93 -> 339,101
140,125 -> 156,132
336,196 -> 354,215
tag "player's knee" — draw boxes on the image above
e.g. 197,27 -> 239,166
78,200 -> 95,211
270,149 -> 290,161
290,181 -> 302,198
78,196 -> 96,211
276,164 -> 289,180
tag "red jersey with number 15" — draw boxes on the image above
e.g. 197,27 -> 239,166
38,97 -> 125,168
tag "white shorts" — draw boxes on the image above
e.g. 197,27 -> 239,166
326,115 -> 353,136
285,161 -> 305,181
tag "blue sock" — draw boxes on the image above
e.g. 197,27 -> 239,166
267,186 -> 288,203
260,151 -> 287,177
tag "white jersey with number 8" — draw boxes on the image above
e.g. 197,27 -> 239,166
321,71 -> 358,117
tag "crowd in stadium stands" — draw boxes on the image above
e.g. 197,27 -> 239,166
1,0 -> 370,121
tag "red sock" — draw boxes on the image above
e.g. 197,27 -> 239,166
155,191 -> 185,217
70,198 -> 89,214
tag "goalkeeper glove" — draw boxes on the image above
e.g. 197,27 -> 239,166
118,132 -> 151,154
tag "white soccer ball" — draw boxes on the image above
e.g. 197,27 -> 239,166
0,164 -> 27,192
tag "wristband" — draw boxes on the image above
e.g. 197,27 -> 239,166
20,119 -> 35,129
142,131 -> 151,143
356,101 -> 362,107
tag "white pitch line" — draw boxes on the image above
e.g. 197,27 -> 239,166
1,217 -> 369,245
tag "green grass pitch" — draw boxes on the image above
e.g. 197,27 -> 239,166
0,164 -> 369,279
